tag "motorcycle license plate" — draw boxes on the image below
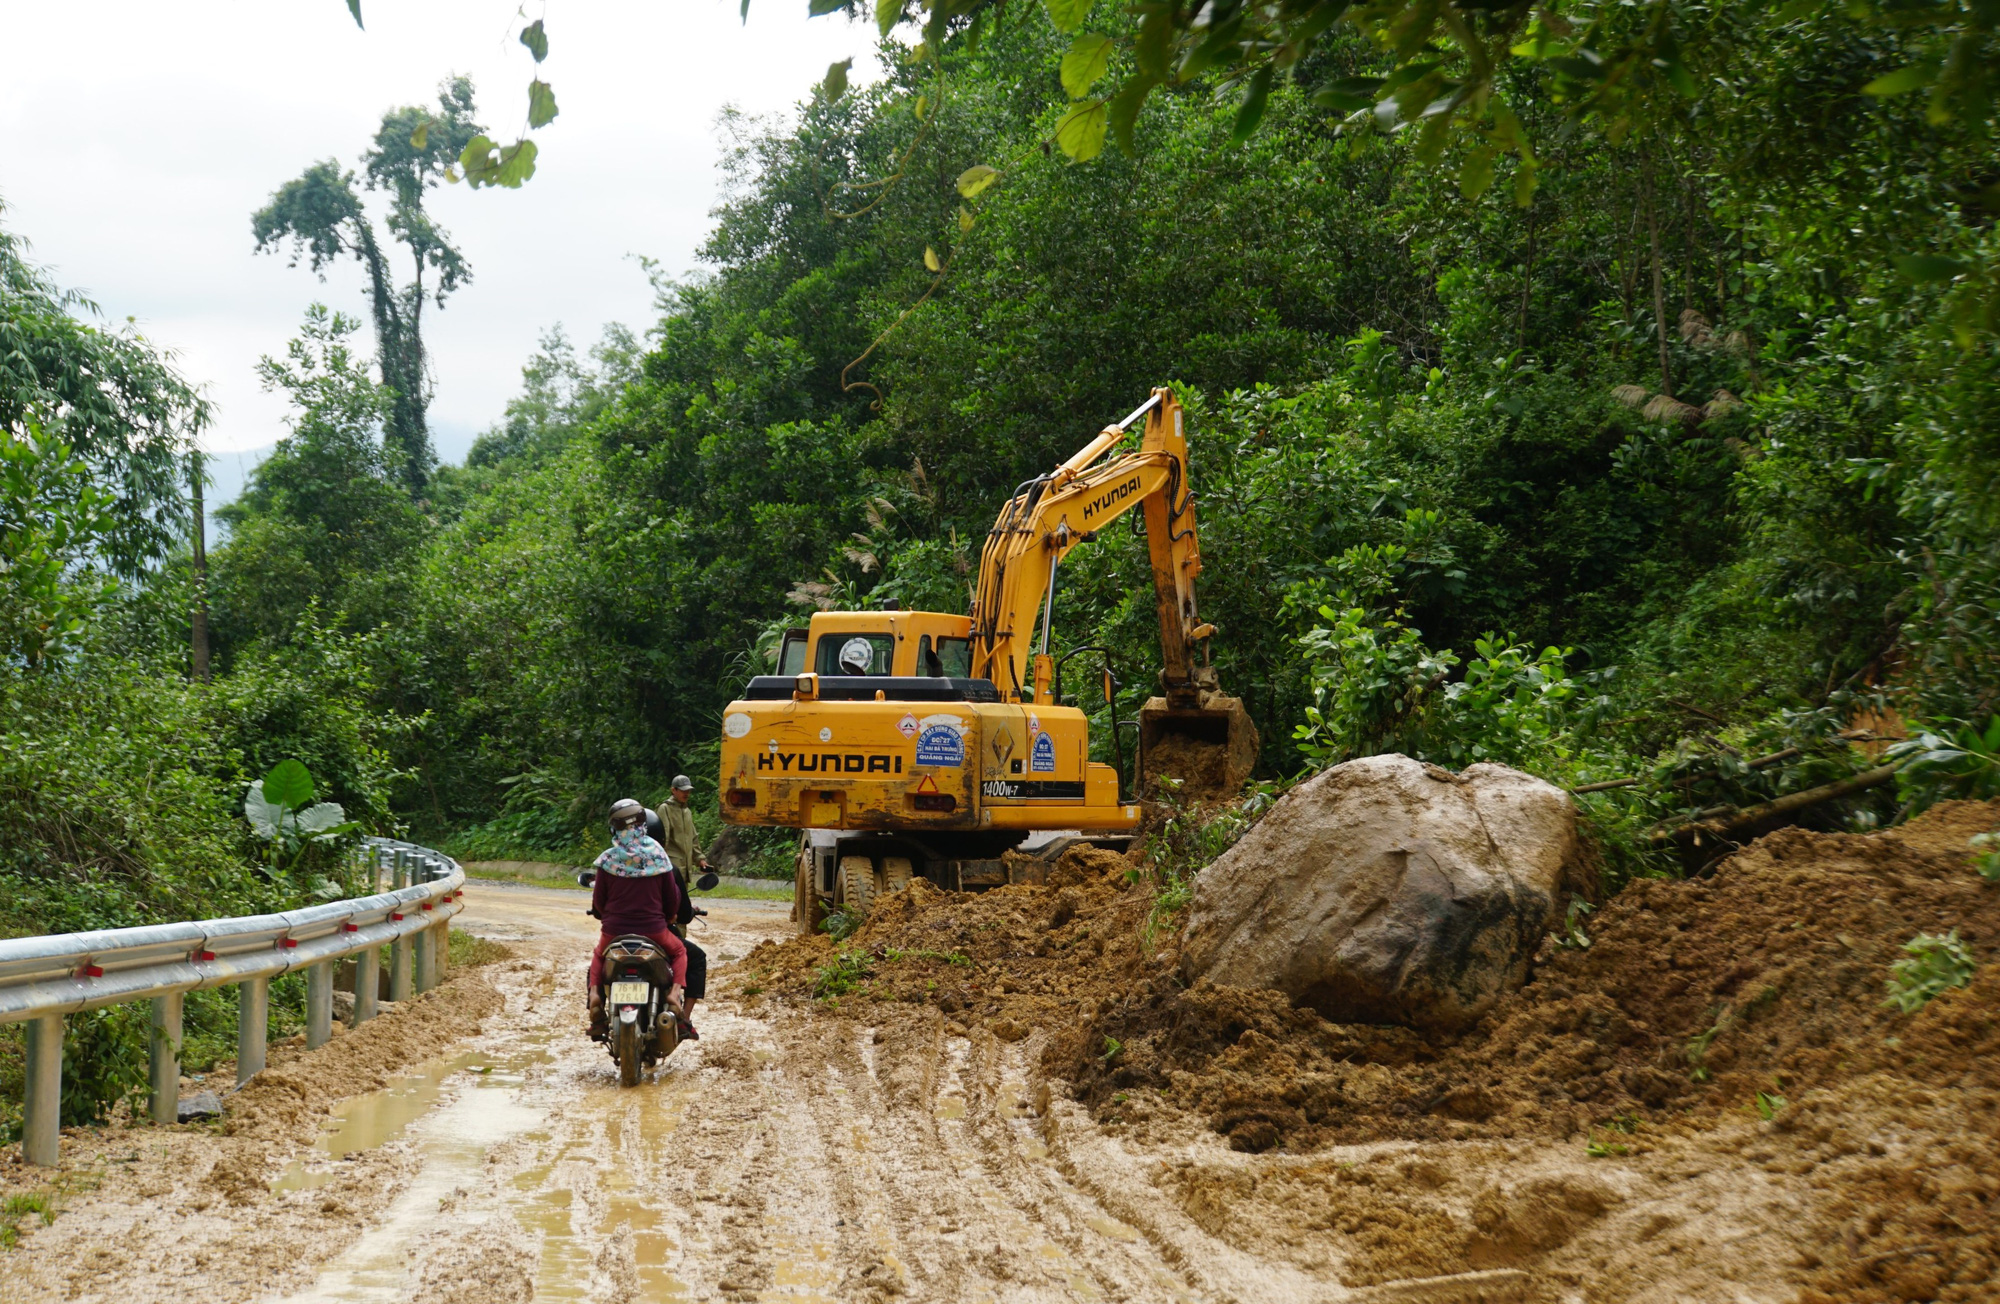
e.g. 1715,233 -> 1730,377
610,981 -> 651,1005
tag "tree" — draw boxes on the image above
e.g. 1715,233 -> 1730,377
0,203 -> 208,575
211,306 -> 428,650
252,77 -> 483,497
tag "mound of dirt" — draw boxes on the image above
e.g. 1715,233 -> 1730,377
734,844 -> 1159,1046
1064,797 -> 2000,1153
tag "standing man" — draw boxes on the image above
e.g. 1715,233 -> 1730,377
655,775 -> 710,1037
658,775 -> 709,883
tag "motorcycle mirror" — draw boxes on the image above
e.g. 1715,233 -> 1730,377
576,870 -> 596,888
696,871 -> 719,891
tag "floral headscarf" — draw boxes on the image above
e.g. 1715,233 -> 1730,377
595,826 -> 674,878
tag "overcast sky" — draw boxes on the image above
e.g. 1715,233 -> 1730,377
1,1 -> 880,469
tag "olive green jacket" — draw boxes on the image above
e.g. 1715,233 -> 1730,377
656,799 -> 702,874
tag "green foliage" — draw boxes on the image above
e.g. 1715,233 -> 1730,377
812,945 -> 874,997
1884,929 -> 1977,1014
1970,832 -> 2000,884
0,426 -> 115,669
243,758 -> 362,881
1889,718 -> 2000,813
820,908 -> 864,943
0,205 -> 207,576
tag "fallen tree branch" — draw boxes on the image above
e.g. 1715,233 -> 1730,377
1568,747 -> 1804,796
1647,764 -> 1898,846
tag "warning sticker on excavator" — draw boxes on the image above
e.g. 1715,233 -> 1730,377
916,725 -> 964,766
1031,731 -> 1056,772
897,713 -> 919,738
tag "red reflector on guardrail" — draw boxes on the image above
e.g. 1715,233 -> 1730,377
420,902 -> 435,911
193,951 -> 216,962
79,965 -> 103,979
280,938 -> 298,948
342,922 -> 359,932
391,912 -> 405,921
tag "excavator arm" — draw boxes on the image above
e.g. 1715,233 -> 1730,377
969,389 -> 1207,700
969,388 -> 1257,791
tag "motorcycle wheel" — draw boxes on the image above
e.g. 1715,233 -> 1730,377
616,1019 -> 642,1087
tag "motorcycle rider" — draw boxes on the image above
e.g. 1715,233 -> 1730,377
586,798 -> 689,1041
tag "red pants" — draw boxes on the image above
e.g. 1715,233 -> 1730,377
589,927 -> 687,989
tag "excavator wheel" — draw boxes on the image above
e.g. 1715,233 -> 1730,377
1138,694 -> 1260,800
839,854 -> 875,916
879,855 -> 914,896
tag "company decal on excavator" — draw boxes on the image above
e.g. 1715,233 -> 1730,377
1081,474 -> 1144,523
758,752 -> 904,774
980,780 -> 1086,800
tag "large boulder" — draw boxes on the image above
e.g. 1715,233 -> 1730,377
1179,754 -> 1580,1032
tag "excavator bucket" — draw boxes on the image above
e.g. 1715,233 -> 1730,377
1138,694 -> 1259,799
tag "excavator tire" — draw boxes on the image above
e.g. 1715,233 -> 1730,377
1139,694 -> 1260,799
880,855 -> 914,896
839,854 -> 875,916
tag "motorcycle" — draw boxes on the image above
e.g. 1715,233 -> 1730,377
579,868 -> 683,1086
596,932 -> 681,1085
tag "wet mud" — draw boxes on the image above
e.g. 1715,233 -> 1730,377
8,804 -> 1999,1302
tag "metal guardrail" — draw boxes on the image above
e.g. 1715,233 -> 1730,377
2,838 -> 467,1167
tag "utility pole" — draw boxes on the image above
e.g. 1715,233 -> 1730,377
190,448 -> 210,682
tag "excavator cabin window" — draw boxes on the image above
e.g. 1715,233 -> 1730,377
816,633 -> 895,676
916,635 -> 972,678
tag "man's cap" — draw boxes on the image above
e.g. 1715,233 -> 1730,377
671,775 -> 694,791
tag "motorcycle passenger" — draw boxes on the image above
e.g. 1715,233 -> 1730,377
586,798 -> 688,1041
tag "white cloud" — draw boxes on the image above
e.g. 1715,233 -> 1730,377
0,0 -> 880,456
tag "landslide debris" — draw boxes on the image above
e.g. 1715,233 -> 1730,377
1181,755 -> 1583,1032
1066,798 -> 2000,1151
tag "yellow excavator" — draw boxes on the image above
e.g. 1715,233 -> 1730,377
716,388 -> 1257,928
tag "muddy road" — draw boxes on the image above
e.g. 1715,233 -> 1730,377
4,875 -> 1915,1304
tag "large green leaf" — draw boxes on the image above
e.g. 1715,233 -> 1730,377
460,136 -> 540,188
956,164 -> 1000,198
519,19 -> 548,63
1458,145 -> 1497,200
1864,61 -> 1937,98
1055,100 -> 1109,162
345,0 -> 363,29
1045,0 -> 1093,36
1108,74 -> 1156,155
1061,34 -> 1114,99
243,781 -> 283,841
1896,253 -> 1967,282
1229,67 -> 1272,145
263,759 -> 315,810
822,58 -> 854,102
528,79 -> 559,129
877,0 -> 902,37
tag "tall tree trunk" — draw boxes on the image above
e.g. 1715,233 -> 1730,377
352,222 -> 432,497
189,450 -> 209,682
1643,155 -> 1673,398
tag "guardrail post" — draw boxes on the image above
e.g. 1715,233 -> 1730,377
414,917 -> 435,994
353,945 -> 379,1024
305,961 -> 332,1049
390,930 -> 412,1003
236,975 -> 268,1085
434,918 -> 451,980
22,1013 -> 61,1166
394,848 -> 409,890
149,993 -> 182,1125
